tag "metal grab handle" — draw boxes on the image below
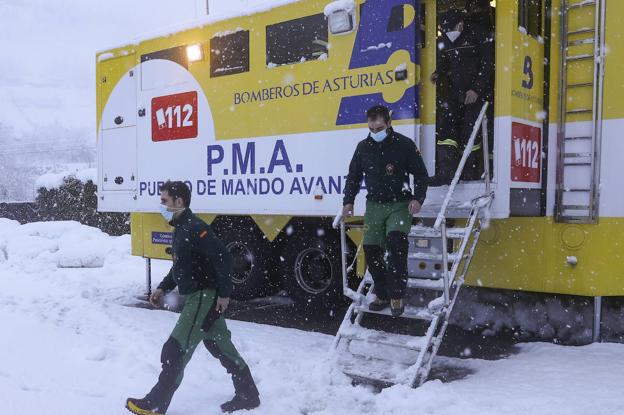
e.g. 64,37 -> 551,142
338,218 -> 362,302
332,207 -> 344,229
434,102 -> 490,230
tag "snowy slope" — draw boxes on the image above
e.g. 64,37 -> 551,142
0,0 -> 300,201
1,218 -> 623,415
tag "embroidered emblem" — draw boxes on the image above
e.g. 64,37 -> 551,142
386,163 -> 395,175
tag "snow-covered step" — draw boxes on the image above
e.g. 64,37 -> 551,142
408,252 -> 466,262
354,304 -> 435,320
409,225 -> 468,239
336,354 -> 411,386
362,274 -> 447,289
407,277 -> 446,290
340,325 -> 428,351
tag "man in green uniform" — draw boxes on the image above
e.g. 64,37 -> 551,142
126,181 -> 260,415
343,105 -> 429,317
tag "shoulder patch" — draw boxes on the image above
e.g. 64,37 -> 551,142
199,230 -> 208,238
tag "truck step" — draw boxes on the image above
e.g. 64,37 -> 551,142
340,325 -> 428,351
354,304 -> 435,321
336,354 -> 412,386
409,225 -> 468,239
408,252 -> 465,262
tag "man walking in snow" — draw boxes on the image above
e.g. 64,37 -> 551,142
126,181 -> 260,415
342,105 -> 429,317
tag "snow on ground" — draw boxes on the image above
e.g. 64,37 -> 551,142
1,219 -> 623,415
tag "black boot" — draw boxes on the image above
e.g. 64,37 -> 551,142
221,366 -> 260,413
429,145 -> 460,186
126,397 -> 164,415
386,232 -> 408,317
221,394 -> 261,413
363,244 -> 389,301
368,297 -> 390,311
390,299 -> 405,317
461,146 -> 484,181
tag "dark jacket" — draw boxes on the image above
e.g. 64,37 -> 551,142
343,128 -> 429,206
158,209 -> 232,297
437,24 -> 494,99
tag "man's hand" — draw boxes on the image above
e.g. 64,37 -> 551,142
342,204 -> 354,218
409,200 -> 422,215
149,288 -> 165,308
430,72 -> 439,84
464,90 -> 479,105
216,297 -> 230,314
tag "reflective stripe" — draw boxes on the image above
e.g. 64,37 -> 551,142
471,143 -> 482,152
436,138 -> 459,148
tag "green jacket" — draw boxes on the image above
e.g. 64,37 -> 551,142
158,209 -> 233,297
343,128 -> 429,206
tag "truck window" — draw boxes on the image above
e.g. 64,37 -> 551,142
266,13 -> 328,67
387,5 -> 405,32
210,30 -> 250,77
518,0 -> 542,39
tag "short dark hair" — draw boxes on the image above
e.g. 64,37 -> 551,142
160,180 -> 191,207
366,105 -> 391,122
441,10 -> 465,32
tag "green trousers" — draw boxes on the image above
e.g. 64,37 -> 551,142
145,288 -> 252,413
363,200 -> 411,300
363,200 -> 412,247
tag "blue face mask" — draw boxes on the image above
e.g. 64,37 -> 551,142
370,129 -> 388,142
159,204 -> 174,222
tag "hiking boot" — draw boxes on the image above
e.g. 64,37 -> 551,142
429,145 -> 460,186
221,394 -> 261,413
368,297 -> 390,311
390,299 -> 405,317
461,147 -> 484,181
126,397 -> 163,415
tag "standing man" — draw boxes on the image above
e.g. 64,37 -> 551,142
342,105 -> 429,317
126,181 -> 260,415
429,10 -> 494,185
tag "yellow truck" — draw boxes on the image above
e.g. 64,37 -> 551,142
97,0 -> 622,334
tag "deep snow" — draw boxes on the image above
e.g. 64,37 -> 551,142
1,218 -> 624,415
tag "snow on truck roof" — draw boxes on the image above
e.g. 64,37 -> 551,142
97,0 -> 307,56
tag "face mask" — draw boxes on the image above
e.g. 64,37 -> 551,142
159,204 -> 174,222
370,129 -> 388,142
446,30 -> 461,42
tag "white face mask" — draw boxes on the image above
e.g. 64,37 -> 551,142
446,30 -> 461,42
370,129 -> 388,142
159,204 -> 184,222
159,204 -> 174,222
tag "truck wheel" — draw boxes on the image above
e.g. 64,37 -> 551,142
279,224 -> 345,312
213,217 -> 276,300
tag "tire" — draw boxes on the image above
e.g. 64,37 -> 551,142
279,222 -> 346,312
213,217 -> 277,301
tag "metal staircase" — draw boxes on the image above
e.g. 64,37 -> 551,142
556,0 -> 606,223
332,103 -> 494,387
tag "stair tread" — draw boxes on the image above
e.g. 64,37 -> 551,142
336,354 -> 411,385
567,0 -> 596,10
340,325 -> 428,350
409,225 -> 468,239
365,275 -> 448,288
408,252 -> 463,262
354,304 -> 436,320
407,278 -> 447,290
566,54 -> 594,61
